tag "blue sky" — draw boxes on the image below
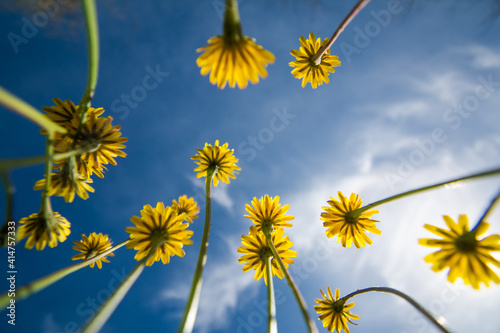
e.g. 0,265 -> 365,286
1,0 -> 500,332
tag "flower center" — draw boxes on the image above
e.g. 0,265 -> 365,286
332,299 -> 346,314
345,213 -> 357,224
455,232 -> 477,253
259,247 -> 273,262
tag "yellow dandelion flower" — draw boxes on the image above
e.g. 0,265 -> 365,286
289,32 -> 341,89
321,191 -> 381,249
72,233 -> 115,269
419,215 -> 500,289
191,140 -> 241,187
196,35 -> 275,89
126,202 -> 193,266
237,226 -> 296,285
172,195 -> 200,223
70,113 -> 127,177
34,158 -> 94,203
18,211 -> 71,250
314,287 -> 359,333
244,195 -> 294,232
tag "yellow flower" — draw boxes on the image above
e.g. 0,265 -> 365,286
196,35 -> 275,89
126,202 -> 193,266
33,157 -> 94,203
237,226 -> 296,285
314,287 -> 359,333
72,233 -> 115,269
321,191 -> 380,249
244,195 -> 294,232
18,211 -> 71,250
172,195 -> 200,223
419,215 -> 500,289
191,140 -> 241,187
289,32 -> 341,89
70,113 -> 127,177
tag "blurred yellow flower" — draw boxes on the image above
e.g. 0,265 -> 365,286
289,32 -> 341,89
321,191 -> 380,248
191,140 -> 241,187
126,202 -> 193,266
196,35 -> 275,89
244,195 -> 294,232
314,287 -> 358,333
419,215 -> 500,289
33,157 -> 94,203
237,226 -> 296,285
172,195 -> 199,223
72,233 -> 115,269
18,211 -> 71,250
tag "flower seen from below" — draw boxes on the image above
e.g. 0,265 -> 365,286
244,195 -> 294,232
126,202 -> 193,266
419,215 -> 500,289
191,140 -> 241,187
321,191 -> 380,249
33,157 -> 95,203
72,233 -> 115,269
237,226 -> 296,285
172,195 -> 199,223
314,286 -> 358,333
289,32 -> 341,89
18,211 -> 71,250
69,113 -> 127,178
196,35 -> 275,89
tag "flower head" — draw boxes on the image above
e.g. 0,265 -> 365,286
321,191 -> 380,248
419,215 -> 500,289
18,211 -> 71,250
72,233 -> 115,269
196,35 -> 275,89
314,287 -> 359,333
70,113 -> 127,178
191,140 -> 241,187
172,195 -> 200,223
289,32 -> 341,89
237,226 -> 296,285
244,195 -> 294,232
126,202 -> 193,266
34,157 -> 95,203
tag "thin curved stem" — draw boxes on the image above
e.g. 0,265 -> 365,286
82,247 -> 147,333
472,188 -> 500,232
354,167 -> 500,217
263,228 -> 318,333
178,169 -> 214,333
0,86 -> 66,135
266,256 -> 277,333
312,0 -> 371,64
0,239 -> 129,308
0,147 -> 87,171
341,287 -> 450,333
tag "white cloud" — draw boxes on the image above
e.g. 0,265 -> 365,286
188,175 -> 235,212
459,44 -> 500,69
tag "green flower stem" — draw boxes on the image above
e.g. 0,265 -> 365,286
40,134 -> 55,217
312,0 -> 371,65
263,228 -> 318,333
472,188 -> 500,232
73,0 -> 100,146
82,251 -> 148,333
224,0 -> 242,42
0,86 -> 66,135
341,287 -> 450,333
178,169 -> 215,333
353,168 -> 500,218
0,147 -> 87,171
266,256 -> 278,333
0,238 -> 129,308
